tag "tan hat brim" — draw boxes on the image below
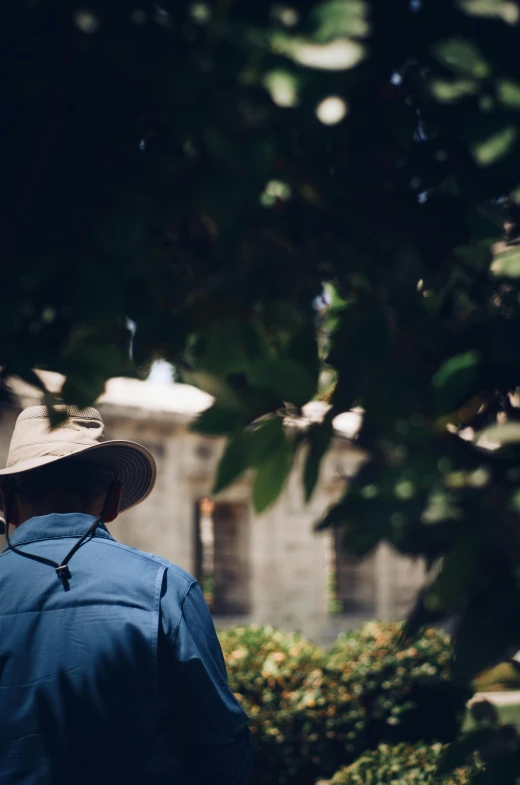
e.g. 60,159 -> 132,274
0,440 -> 157,513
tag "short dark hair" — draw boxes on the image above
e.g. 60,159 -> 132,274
10,460 -> 115,506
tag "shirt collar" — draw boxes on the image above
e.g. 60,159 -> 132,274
3,513 -> 115,550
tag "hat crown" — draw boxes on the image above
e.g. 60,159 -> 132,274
17,406 -> 102,423
7,406 -> 106,469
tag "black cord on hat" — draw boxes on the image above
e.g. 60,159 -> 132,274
3,484 -> 113,591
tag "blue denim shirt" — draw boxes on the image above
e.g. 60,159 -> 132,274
0,514 -> 252,785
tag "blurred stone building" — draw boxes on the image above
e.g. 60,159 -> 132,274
0,372 -> 425,644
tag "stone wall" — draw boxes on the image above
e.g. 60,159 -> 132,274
0,390 -> 426,644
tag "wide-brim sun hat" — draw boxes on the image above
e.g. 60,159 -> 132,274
0,405 -> 156,512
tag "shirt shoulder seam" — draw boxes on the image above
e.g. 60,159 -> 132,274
169,579 -> 198,647
97,540 -> 197,592
80,538 -> 194,581
1,537 -> 195,589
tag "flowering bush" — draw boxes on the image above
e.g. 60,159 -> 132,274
219,625 -> 365,785
219,623 -> 470,785
327,622 -> 471,747
329,742 -> 482,785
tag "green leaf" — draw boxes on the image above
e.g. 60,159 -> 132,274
498,79 -> 520,108
433,37 -> 491,79
286,323 -> 320,391
249,416 -> 285,468
429,78 -> 477,102
190,404 -> 241,435
263,69 -> 299,108
342,513 -> 388,557
192,322 -> 249,375
471,126 -> 518,166
491,246 -> 520,277
457,0 -> 520,23
61,374 -> 106,410
182,370 -> 242,410
316,495 -> 350,531
212,430 -> 251,495
326,298 -> 389,412
432,350 -> 480,415
311,0 -> 369,41
247,359 -> 316,406
252,436 -> 296,513
240,387 -> 285,424
303,419 -> 333,502
44,392 -> 69,429
315,491 -> 389,556
272,33 -> 364,71
466,204 -> 505,243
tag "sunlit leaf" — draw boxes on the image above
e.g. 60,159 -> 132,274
433,38 -> 491,79
498,79 -> 520,108
471,125 -> 518,166
457,0 -> 520,23
479,421 -> 520,444
311,0 -> 369,41
429,78 -> 477,102
264,70 -> 300,107
491,246 -> 520,277
273,33 -> 364,70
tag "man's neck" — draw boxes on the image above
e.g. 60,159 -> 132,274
17,500 -> 98,526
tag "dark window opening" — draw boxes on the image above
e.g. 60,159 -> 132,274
328,529 -> 376,615
194,499 -> 250,615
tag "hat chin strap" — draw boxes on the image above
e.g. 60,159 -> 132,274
4,486 -> 113,591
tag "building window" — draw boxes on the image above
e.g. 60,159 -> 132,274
328,529 -> 376,616
194,499 -> 251,615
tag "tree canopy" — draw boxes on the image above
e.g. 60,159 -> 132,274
4,0 -> 520,768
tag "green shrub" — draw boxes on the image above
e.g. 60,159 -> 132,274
219,625 -> 366,785
219,623 -> 470,785
329,742 -> 482,785
327,622 -> 471,747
